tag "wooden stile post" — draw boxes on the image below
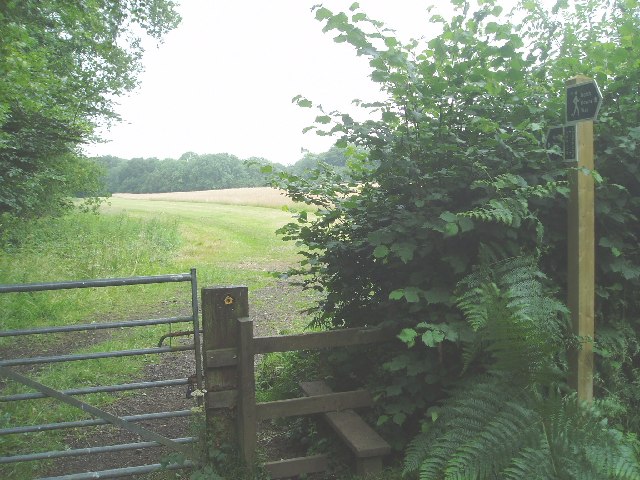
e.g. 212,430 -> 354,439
237,317 -> 257,466
566,75 -> 597,403
201,286 -> 248,445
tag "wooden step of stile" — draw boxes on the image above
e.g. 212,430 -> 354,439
300,381 -> 391,476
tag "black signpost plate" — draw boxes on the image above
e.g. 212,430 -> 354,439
565,125 -> 576,161
546,125 -> 576,162
566,81 -> 602,123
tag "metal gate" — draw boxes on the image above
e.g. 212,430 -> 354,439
0,270 -> 203,479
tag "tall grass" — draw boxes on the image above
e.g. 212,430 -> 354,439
0,212 -> 181,334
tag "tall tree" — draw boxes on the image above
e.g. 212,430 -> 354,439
0,0 -> 180,220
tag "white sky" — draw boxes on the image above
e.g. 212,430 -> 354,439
84,1 -> 522,165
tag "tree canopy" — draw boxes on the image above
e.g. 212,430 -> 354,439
95,153 -> 272,193
0,0 -> 180,220
272,0 -> 640,476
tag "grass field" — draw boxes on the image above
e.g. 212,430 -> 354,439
0,191 -> 313,478
102,196 -> 301,283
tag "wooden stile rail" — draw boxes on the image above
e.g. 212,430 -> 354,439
201,286 -> 393,478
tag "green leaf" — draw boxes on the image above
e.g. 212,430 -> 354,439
440,211 -> 458,223
404,287 -> 421,303
398,328 -> 418,347
384,355 -> 410,372
421,328 -> 445,347
392,242 -> 416,263
373,245 -> 389,258
315,7 -> 333,20
444,223 -> 459,237
421,330 -> 435,347
392,412 -> 407,425
424,288 -> 450,305
315,115 -> 331,124
458,217 -> 474,232
386,384 -> 403,396
385,37 -> 398,48
368,230 -> 394,245
294,97 -> 313,108
389,289 -> 405,300
376,414 -> 389,426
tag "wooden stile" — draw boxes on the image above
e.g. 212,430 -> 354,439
253,326 -> 393,354
202,288 -> 393,477
255,389 -> 373,420
300,381 -> 391,475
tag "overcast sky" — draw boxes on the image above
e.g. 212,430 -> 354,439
86,1 -> 540,165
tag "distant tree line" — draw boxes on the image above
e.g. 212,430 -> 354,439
94,146 -> 349,194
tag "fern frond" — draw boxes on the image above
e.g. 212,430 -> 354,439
404,432 -> 433,475
502,440 -> 555,480
456,256 -> 567,383
405,379 -> 640,480
444,400 -> 539,479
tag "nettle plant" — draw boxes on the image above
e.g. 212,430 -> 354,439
269,0 -> 640,477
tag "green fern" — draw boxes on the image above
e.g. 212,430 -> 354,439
404,257 -> 640,479
455,256 -> 567,383
404,379 -> 640,479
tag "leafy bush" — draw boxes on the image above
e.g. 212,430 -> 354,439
270,0 -> 640,475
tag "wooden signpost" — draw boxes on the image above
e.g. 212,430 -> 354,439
564,75 -> 601,403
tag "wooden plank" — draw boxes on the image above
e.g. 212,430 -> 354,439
237,317 -> 257,465
300,380 -> 333,396
253,326 -> 393,354
205,389 -> 238,409
300,381 -> 391,458
205,348 -> 238,368
255,390 -> 373,421
325,410 -> 391,458
566,75 -> 595,403
264,454 -> 328,478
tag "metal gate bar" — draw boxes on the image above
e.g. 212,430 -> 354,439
0,409 -> 193,435
1,378 -> 190,402
0,345 -> 194,367
1,436 -> 196,464
0,315 -> 194,337
0,269 -> 202,477
0,273 -> 193,293
36,460 -> 196,480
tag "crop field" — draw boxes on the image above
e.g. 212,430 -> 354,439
0,190 -> 317,478
112,186 -> 300,209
